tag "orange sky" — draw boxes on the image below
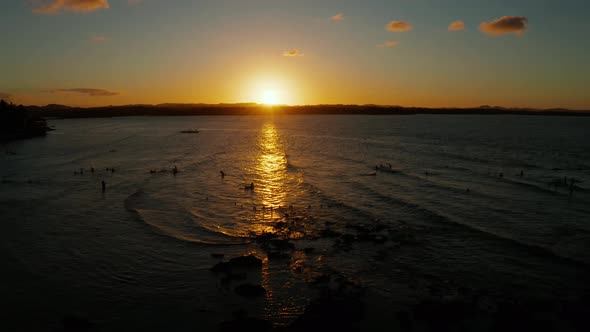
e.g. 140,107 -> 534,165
1,0 -> 589,109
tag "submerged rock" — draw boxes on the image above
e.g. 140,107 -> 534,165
210,254 -> 263,273
210,262 -> 230,273
303,247 -> 315,254
229,255 -> 262,267
221,272 -> 248,286
267,250 -> 292,260
234,284 -> 267,298
289,295 -> 363,331
320,228 -> 341,238
295,273 -> 365,330
311,274 -> 331,285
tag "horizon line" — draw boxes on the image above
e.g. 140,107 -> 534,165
20,101 -> 590,112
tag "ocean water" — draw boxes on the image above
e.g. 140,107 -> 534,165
1,114 -> 589,330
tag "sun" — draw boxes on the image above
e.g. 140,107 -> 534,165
261,90 -> 279,105
248,78 -> 292,105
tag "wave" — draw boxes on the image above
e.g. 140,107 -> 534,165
125,190 -> 251,245
499,177 -> 575,195
286,159 -> 302,173
371,160 -> 586,201
349,181 -> 590,267
429,149 -> 540,170
53,133 -> 139,168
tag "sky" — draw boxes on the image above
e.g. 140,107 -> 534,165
0,0 -> 589,109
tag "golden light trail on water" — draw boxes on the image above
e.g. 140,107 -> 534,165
255,122 -> 288,209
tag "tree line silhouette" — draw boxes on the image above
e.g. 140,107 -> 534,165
0,99 -> 51,141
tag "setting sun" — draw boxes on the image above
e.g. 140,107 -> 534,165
261,90 -> 279,105
244,75 -> 298,106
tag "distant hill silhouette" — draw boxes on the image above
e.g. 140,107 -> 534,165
25,103 -> 589,119
1,99 -> 51,141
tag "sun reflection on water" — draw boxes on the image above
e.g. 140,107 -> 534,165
229,121 -> 317,325
255,122 -> 289,208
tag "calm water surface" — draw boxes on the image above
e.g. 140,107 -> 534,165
1,115 -> 589,330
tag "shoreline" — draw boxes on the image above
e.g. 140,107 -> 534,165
28,104 -> 590,119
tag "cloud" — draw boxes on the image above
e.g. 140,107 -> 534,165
448,20 -> 465,31
386,21 -> 412,32
46,88 -> 118,97
92,36 -> 108,42
331,13 -> 344,22
377,41 -> 399,48
479,16 -> 528,36
283,49 -> 304,57
32,0 -> 110,14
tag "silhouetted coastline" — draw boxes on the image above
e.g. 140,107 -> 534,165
0,99 -> 52,141
27,103 -> 590,119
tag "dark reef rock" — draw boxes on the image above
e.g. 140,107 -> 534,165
303,247 -> 315,254
234,283 -> 267,298
288,295 -> 363,331
220,272 -> 248,286
228,255 -> 263,268
210,254 -> 263,273
291,273 -> 365,331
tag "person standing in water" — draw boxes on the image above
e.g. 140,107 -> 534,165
101,180 -> 106,193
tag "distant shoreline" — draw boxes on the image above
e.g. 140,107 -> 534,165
28,104 -> 590,119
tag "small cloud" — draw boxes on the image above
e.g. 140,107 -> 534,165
377,41 -> 399,48
46,88 -> 118,97
283,49 -> 304,57
386,21 -> 412,32
448,20 -> 465,31
331,13 -> 344,22
479,16 -> 528,36
32,0 -> 110,14
92,36 -> 108,42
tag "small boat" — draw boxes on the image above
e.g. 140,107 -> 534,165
180,129 -> 199,134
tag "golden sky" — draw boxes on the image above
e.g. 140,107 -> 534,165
1,0 -> 589,109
